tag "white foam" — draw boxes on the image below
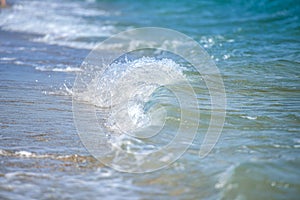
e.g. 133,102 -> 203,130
13,61 -> 25,65
0,57 -> 16,61
0,0 -> 118,49
35,66 -> 82,73
15,151 -> 33,157
241,115 -> 257,120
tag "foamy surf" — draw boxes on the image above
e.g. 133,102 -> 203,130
72,48 -> 205,173
0,0 -> 118,49
74,57 -> 188,135
35,66 -> 82,73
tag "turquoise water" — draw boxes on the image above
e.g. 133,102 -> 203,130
0,0 -> 299,199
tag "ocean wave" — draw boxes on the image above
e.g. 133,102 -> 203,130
0,0 -> 118,49
72,56 -> 201,166
74,57 -> 187,134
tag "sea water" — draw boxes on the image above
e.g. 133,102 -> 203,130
0,0 -> 299,199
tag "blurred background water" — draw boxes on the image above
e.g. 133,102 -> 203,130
0,0 -> 299,199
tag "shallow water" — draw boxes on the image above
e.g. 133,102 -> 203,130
0,0 -> 300,199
